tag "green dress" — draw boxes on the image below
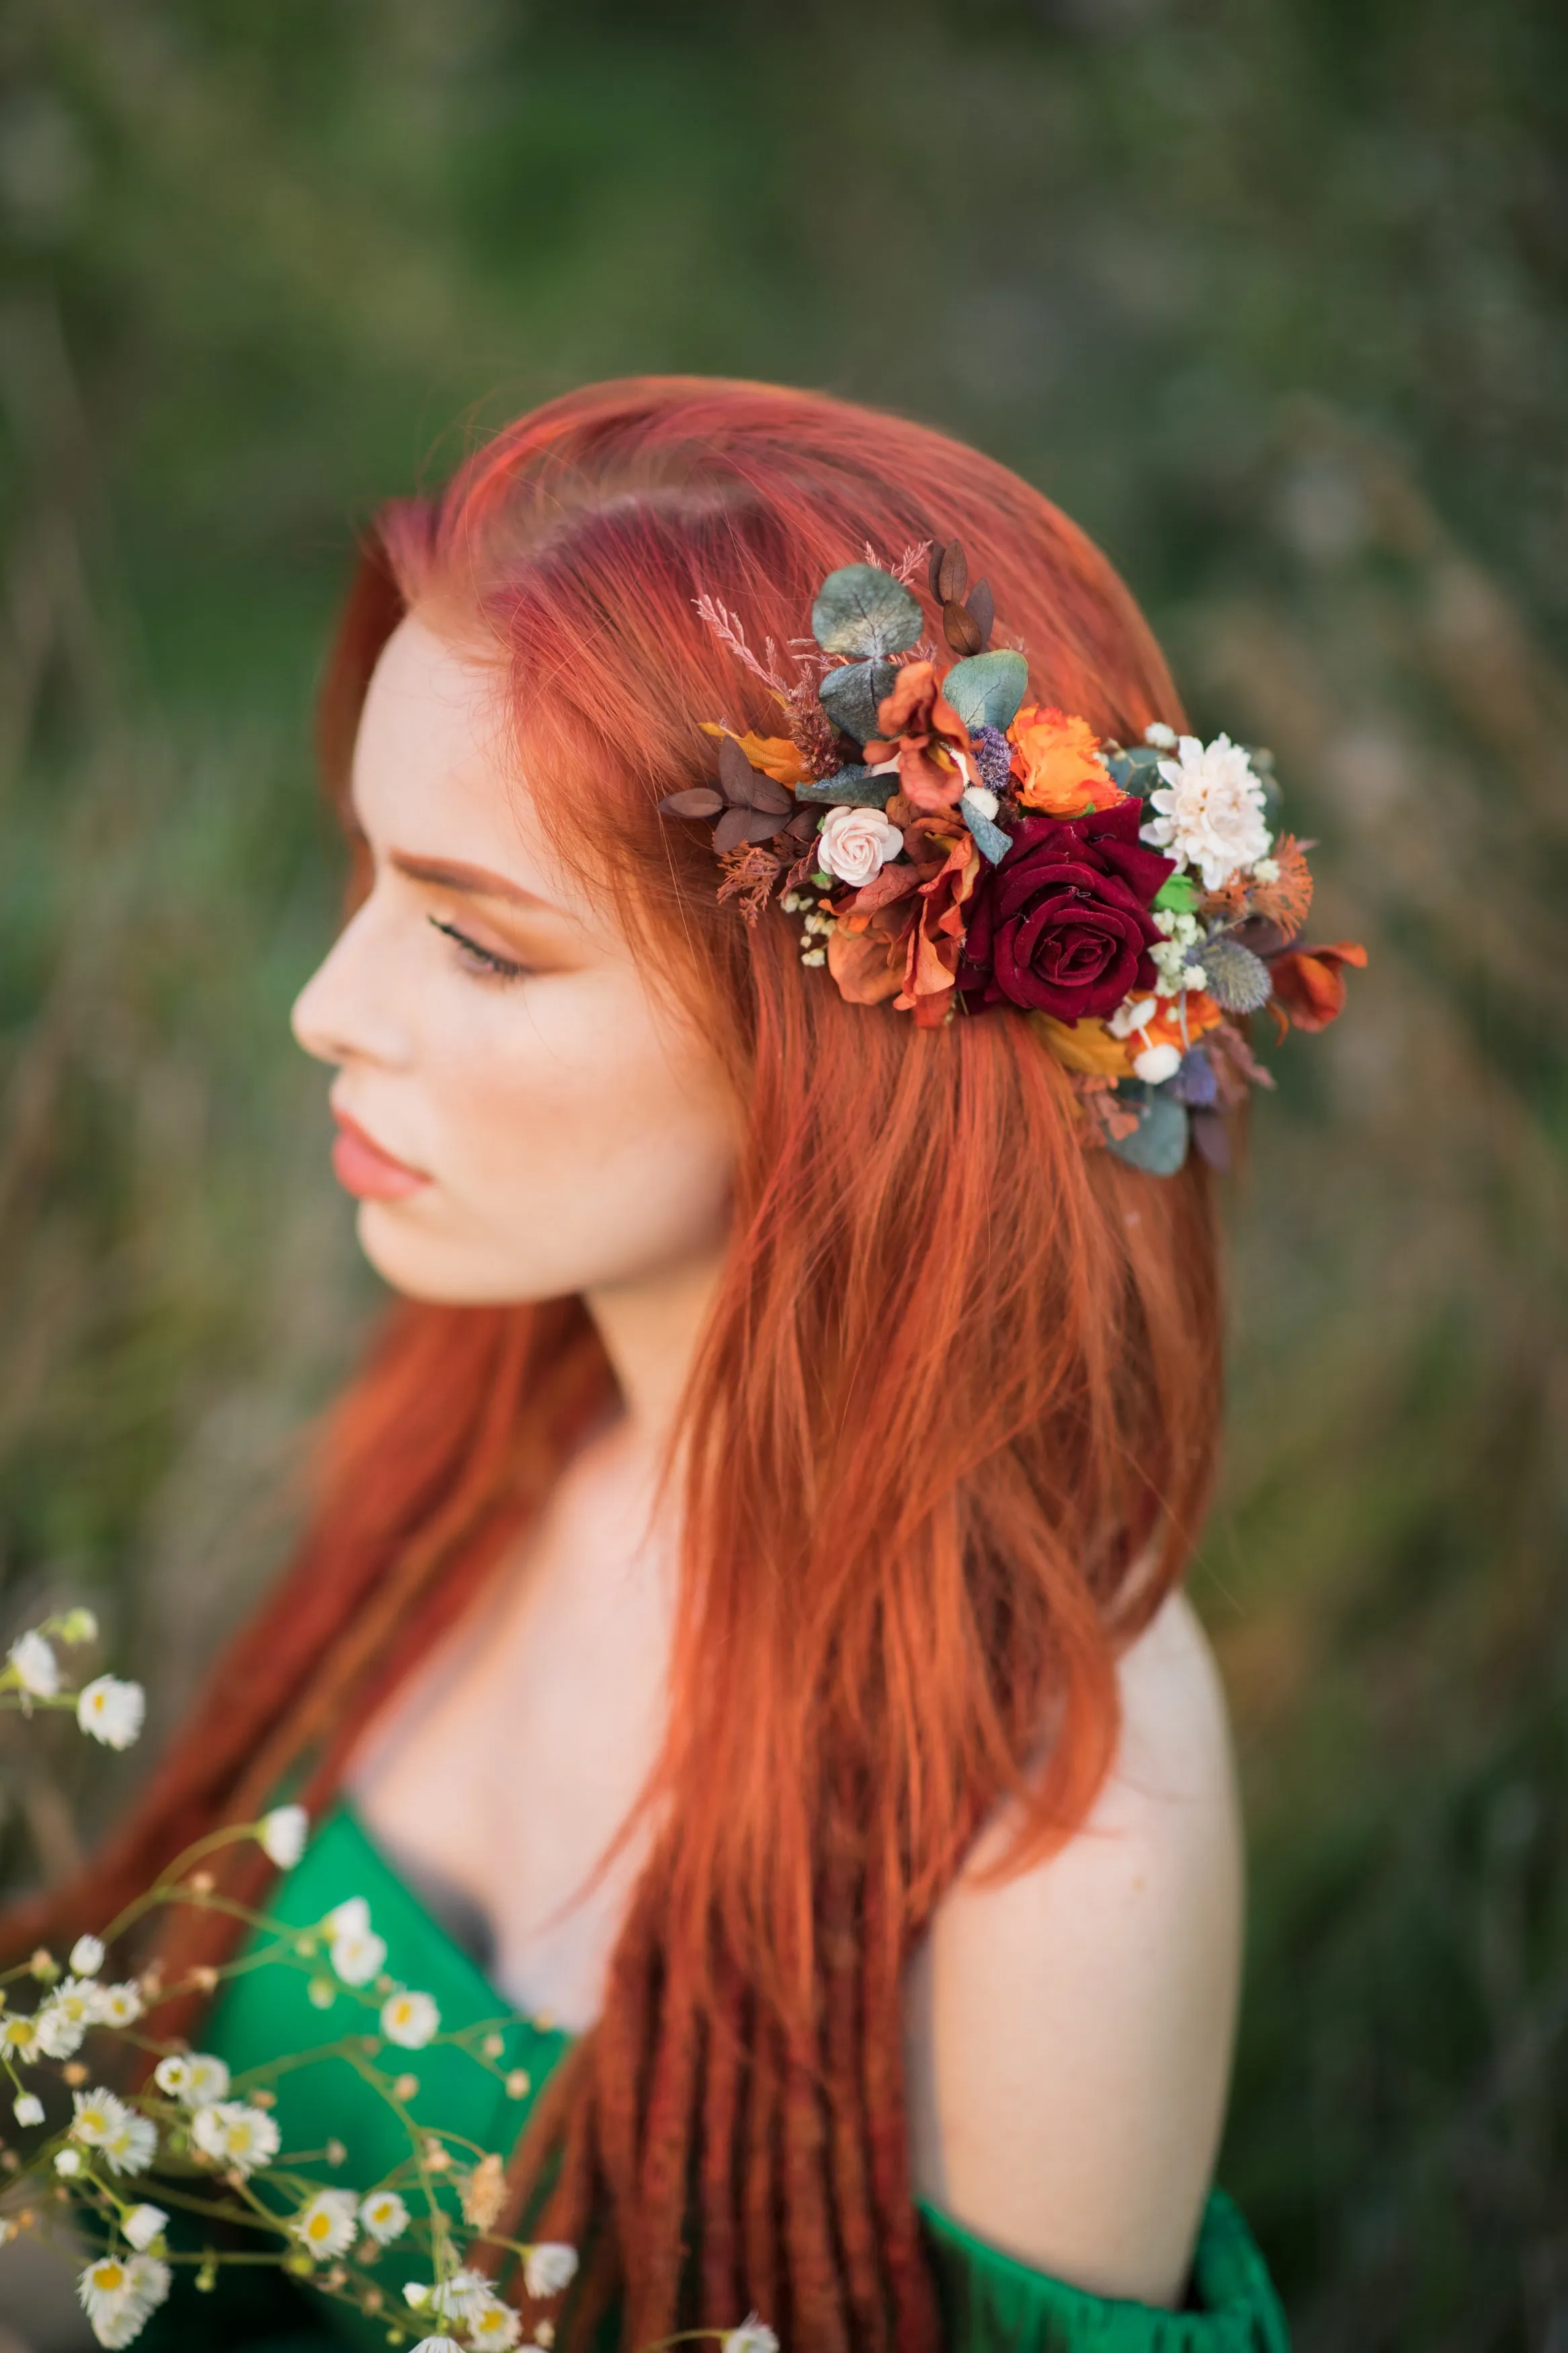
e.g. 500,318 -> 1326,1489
145,1806 -> 1288,2352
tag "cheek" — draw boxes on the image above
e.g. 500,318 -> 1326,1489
374,966 -> 737,1303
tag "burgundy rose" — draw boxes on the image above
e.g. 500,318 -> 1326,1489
958,800 -> 1174,1020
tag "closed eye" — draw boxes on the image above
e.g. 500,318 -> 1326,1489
427,913 -> 529,982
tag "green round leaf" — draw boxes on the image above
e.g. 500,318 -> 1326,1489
960,798 -> 1012,864
811,565 -> 923,658
793,764 -> 894,807
1107,1089 -> 1190,1176
818,657 -> 897,744
940,649 -> 1028,732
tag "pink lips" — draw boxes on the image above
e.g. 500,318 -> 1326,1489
329,1107 -> 431,1202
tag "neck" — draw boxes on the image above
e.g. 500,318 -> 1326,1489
583,1243 -> 728,1461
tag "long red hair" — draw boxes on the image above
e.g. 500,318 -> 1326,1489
10,380 -> 1222,2350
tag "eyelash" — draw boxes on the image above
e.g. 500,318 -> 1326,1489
427,914 -> 529,984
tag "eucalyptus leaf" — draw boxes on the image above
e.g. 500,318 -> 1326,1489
1106,745 -> 1165,801
818,657 -> 897,744
940,649 -> 1028,732
811,564 -> 923,659
1107,1089 -> 1190,1176
793,764 -> 895,807
961,798 -> 1013,864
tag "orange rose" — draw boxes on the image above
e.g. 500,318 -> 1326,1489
1009,705 -> 1123,816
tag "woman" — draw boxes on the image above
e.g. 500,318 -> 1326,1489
22,378 -> 1293,2351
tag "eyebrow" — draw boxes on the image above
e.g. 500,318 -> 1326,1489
388,850 -> 558,913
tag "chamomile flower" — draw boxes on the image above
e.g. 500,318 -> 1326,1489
37,1977 -> 98,2056
466,2293 -> 523,2348
154,2051 -> 229,2106
326,1899 -> 387,1989
723,2317 -> 780,2353
291,2188 -> 358,2262
77,1677 -> 145,1751
190,2099 -> 280,2177
380,1988 -> 439,2049
77,2251 -> 171,2348
359,2188 -> 410,2245
92,1982 -> 144,2029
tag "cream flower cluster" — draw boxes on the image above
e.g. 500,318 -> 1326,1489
77,2253 -> 171,2349
1140,731 -> 1272,893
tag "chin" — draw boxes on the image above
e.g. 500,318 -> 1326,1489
352,1199 -> 565,1306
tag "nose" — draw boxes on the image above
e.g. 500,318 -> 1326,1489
291,900 -> 415,1072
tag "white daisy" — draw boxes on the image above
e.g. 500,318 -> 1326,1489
154,2050 -> 229,2106
77,1677 -> 146,1751
1141,732 -> 1272,893
359,2188 -> 410,2245
91,1982 -> 144,2029
77,2251 -> 171,2348
330,1914 -> 388,1989
38,1977 -> 99,2053
71,2085 -> 135,2149
428,2268 -> 491,2322
190,2100 -> 280,2177
0,2011 -> 42,2062
291,2188 -> 358,2262
523,2243 -> 579,2300
380,1989 -> 439,2049
466,2292 -> 523,2348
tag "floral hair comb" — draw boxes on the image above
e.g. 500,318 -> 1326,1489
661,541 -> 1364,1174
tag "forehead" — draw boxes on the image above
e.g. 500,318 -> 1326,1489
353,614 -> 552,885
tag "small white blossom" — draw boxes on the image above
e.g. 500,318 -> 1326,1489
960,782 -> 999,822
71,1935 -> 106,1977
723,2315 -> 780,2353
78,2251 -> 171,2348
77,1677 -> 146,1751
467,2294 -> 524,2347
380,1987 -> 440,2049
1252,854 -> 1280,883
0,2011 -> 41,2061
1143,721 -> 1178,750
39,1977 -> 99,2052
359,2188 -> 410,2245
9,1630 -> 60,1699
800,947 -> 826,967
259,1804 -> 308,1869
292,2187 -> 359,2262
92,1981 -> 144,2029
1141,732 -> 1271,893
55,2146 -> 83,2176
124,2204 -> 168,2253
817,804 -> 904,889
190,2100 -> 280,2177
153,2050 -> 230,2106
403,2281 -> 432,2309
13,2091 -> 44,2125
524,2242 -> 579,2300
428,2268 -> 491,2322
73,2087 -> 158,2178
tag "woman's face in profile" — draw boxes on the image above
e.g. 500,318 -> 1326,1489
292,615 -> 739,1308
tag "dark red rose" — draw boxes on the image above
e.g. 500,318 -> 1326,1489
958,800 -> 1174,1020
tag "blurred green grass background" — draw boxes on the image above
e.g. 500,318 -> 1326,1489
1,2 -> 1565,2345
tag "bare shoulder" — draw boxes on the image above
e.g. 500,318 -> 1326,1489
903,1590 -> 1243,2307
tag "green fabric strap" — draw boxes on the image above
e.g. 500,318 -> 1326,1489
159,1804 -> 1288,2351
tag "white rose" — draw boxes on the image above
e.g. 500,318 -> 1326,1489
817,805 -> 903,889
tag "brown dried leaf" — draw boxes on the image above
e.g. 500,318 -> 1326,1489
659,786 -> 724,820
714,803 -> 785,854
942,599 -> 983,657
964,578 -> 994,647
936,539 -> 968,603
